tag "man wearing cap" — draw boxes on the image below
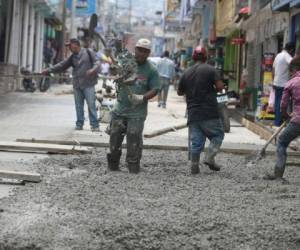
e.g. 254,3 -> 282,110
107,38 -> 160,173
42,38 -> 101,131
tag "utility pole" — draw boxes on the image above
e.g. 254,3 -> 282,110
115,0 -> 119,31
128,0 -> 132,31
70,0 -> 77,38
60,0 -> 67,61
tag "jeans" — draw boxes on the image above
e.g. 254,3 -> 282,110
274,86 -> 284,126
276,122 -> 300,171
73,86 -> 98,128
109,113 -> 145,165
158,77 -> 171,107
189,119 -> 224,155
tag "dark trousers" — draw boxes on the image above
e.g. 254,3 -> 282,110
109,113 -> 145,166
274,86 -> 284,127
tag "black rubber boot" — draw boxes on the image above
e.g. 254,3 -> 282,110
204,146 -> 221,171
191,153 -> 200,174
128,163 -> 140,174
263,167 -> 285,180
107,153 -> 121,171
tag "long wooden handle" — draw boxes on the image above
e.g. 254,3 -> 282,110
261,121 -> 286,151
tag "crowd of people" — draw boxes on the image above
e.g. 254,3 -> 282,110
41,36 -> 300,180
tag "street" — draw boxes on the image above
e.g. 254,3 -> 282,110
0,84 -> 300,249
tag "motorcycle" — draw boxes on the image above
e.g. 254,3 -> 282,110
20,67 -> 51,92
20,67 -> 36,92
217,90 -> 231,133
217,79 -> 239,133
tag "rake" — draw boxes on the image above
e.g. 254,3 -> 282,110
246,121 -> 286,163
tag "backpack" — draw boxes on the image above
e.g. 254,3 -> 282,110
71,48 -> 94,68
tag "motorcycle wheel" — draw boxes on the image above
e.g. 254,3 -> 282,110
219,105 -> 230,133
39,77 -> 50,92
22,79 -> 36,92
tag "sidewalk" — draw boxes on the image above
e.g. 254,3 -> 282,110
0,83 -> 267,149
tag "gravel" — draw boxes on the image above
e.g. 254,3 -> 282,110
0,149 -> 300,250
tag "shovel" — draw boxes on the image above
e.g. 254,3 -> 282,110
247,121 -> 286,163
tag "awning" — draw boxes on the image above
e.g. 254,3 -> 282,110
290,0 -> 300,7
271,0 -> 291,11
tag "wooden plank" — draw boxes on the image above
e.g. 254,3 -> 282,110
241,118 -> 273,141
0,170 -> 41,182
0,141 -> 91,154
144,123 -> 187,138
16,138 -> 300,157
17,138 -> 106,148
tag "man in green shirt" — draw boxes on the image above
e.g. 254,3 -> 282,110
107,38 -> 160,173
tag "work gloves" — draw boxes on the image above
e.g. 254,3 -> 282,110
129,94 -> 146,106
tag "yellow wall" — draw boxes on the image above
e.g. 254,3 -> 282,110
216,0 -> 236,37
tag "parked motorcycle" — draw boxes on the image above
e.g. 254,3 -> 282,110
20,67 -> 51,92
217,90 -> 230,133
217,79 -> 239,133
20,67 -> 36,92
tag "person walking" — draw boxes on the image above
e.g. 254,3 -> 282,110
156,50 -> 176,108
42,38 -> 101,131
264,58 -> 300,180
272,42 -> 295,126
177,46 -> 224,174
107,38 -> 160,174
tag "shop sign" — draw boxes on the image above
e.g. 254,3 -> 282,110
66,0 -> 96,16
231,38 -> 245,45
165,0 -> 181,22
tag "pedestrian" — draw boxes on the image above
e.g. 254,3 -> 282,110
156,50 -> 176,108
272,42 -> 295,126
99,48 -> 113,88
43,39 -> 54,67
107,38 -> 160,174
295,46 -> 300,57
264,57 -> 300,180
177,46 -> 224,174
42,38 -> 101,132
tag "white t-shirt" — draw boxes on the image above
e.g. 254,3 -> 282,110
101,62 -> 110,74
273,50 -> 293,87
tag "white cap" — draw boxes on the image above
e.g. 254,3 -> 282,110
135,38 -> 151,50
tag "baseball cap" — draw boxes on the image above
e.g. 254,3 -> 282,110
65,38 -> 80,46
135,38 -> 151,50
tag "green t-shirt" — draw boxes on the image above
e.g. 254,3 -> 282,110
113,60 -> 160,119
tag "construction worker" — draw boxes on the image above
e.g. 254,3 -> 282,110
177,46 -> 224,174
42,38 -> 101,132
156,50 -> 176,108
264,57 -> 300,180
107,38 -> 160,174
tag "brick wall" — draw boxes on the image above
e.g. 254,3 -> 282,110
0,63 -> 20,95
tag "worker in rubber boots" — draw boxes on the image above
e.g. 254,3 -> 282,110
177,46 -> 224,174
264,57 -> 300,180
107,39 -> 160,174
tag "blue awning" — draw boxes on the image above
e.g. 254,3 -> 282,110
290,0 -> 300,7
271,0 -> 291,11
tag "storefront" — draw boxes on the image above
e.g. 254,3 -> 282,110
290,11 -> 300,49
